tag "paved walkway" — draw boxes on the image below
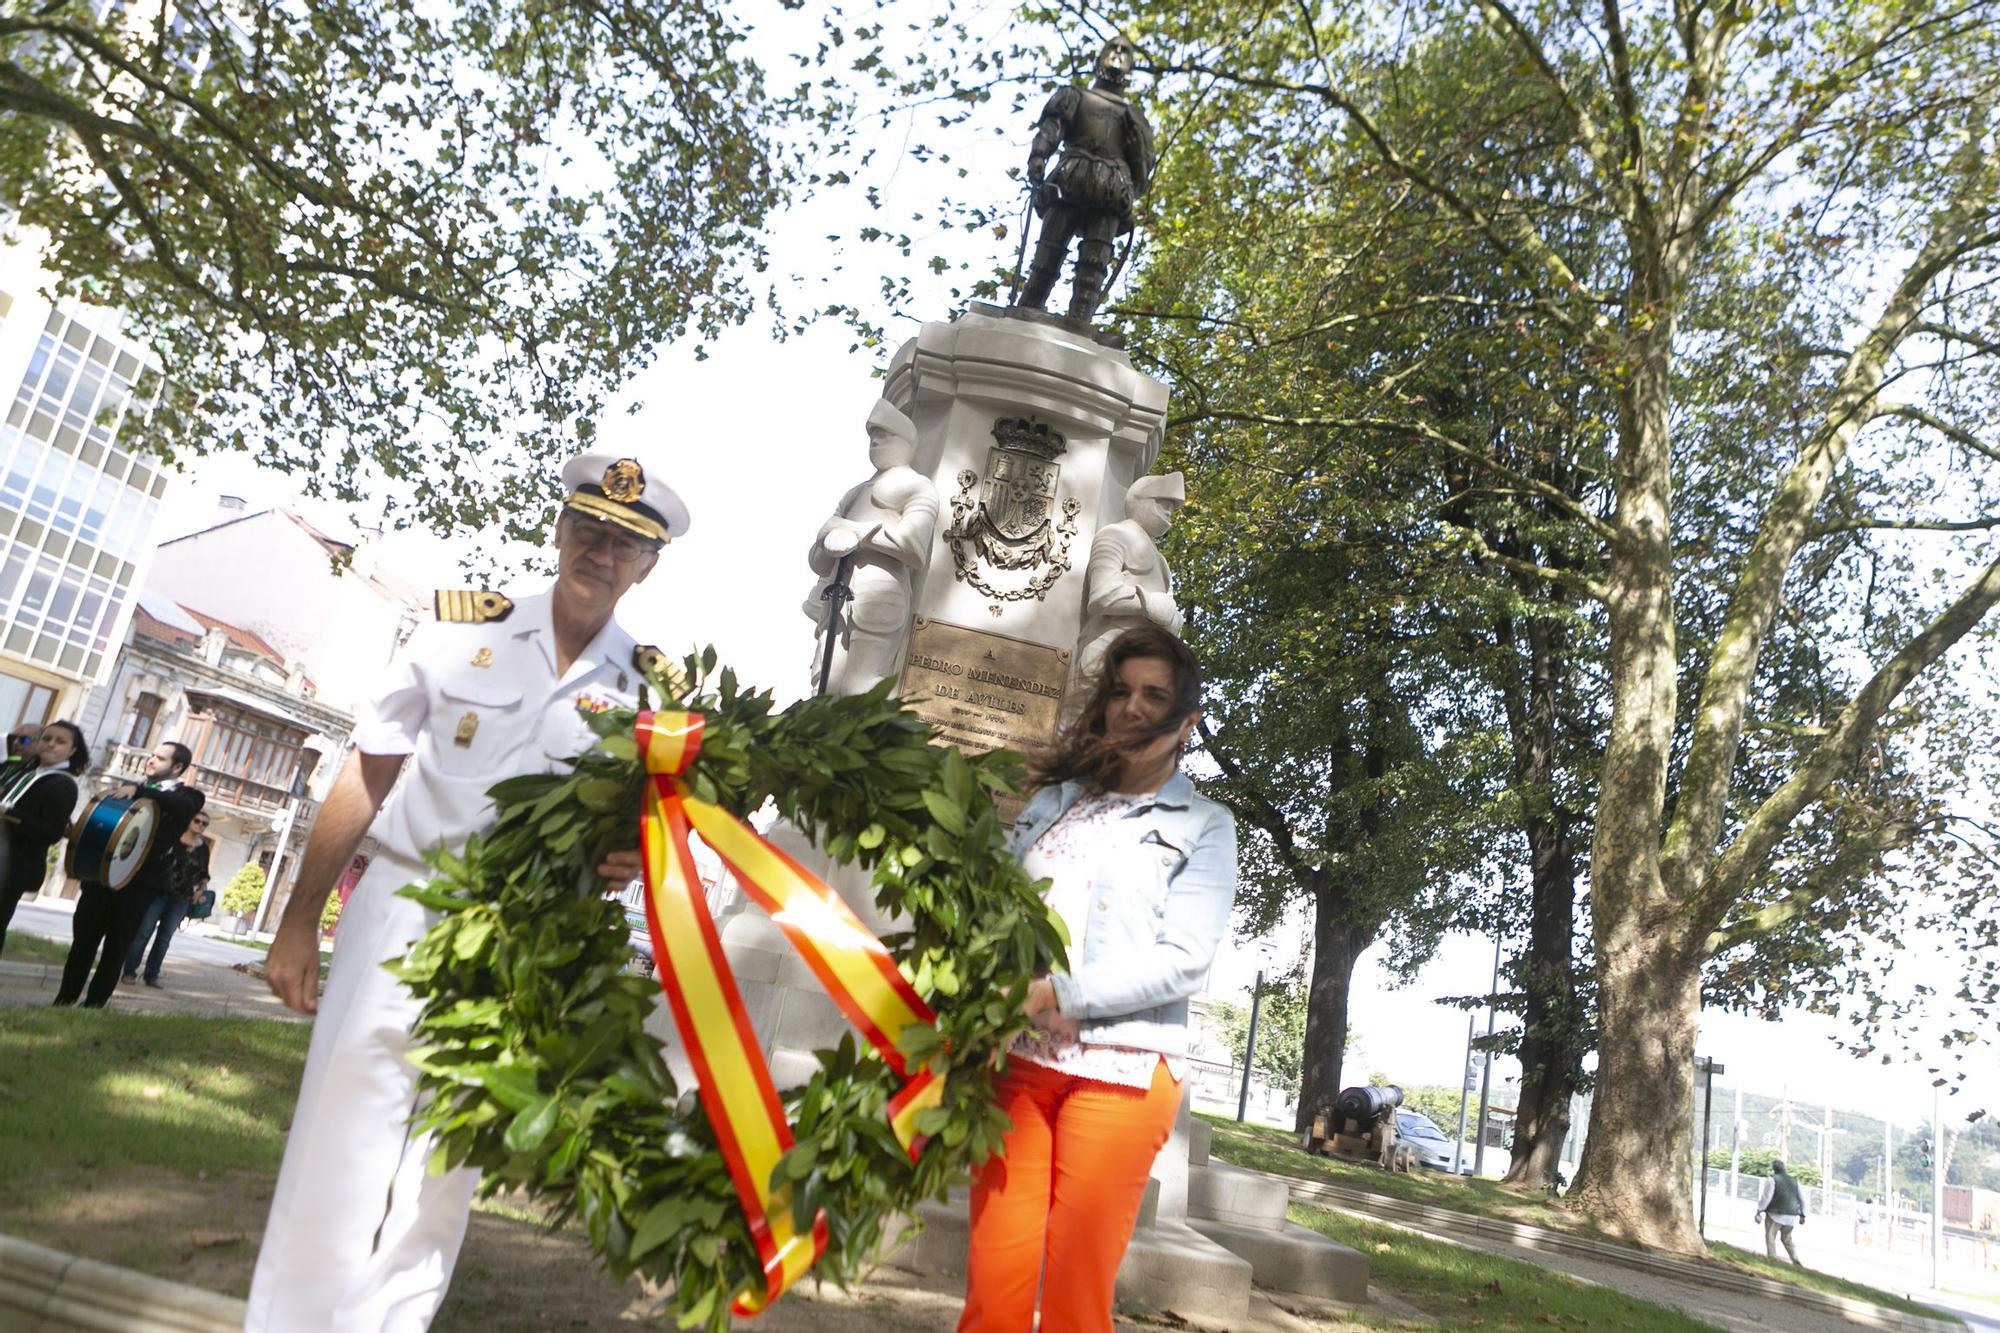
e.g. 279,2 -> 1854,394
1280,1174 -> 1984,1333
1,900 -> 303,1021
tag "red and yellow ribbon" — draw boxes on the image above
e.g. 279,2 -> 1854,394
634,711 -> 943,1315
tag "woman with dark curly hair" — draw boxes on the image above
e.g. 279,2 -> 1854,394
0,719 -> 89,958
959,624 -> 1237,1333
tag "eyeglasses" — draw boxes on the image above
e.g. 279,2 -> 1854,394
561,511 -> 660,564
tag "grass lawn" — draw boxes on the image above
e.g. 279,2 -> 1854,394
0,1007 -> 645,1329
1291,1203 -> 1716,1331
2,931 -> 71,966
1200,1114 -> 1956,1323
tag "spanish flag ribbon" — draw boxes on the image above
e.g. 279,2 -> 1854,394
633,711 -> 944,1315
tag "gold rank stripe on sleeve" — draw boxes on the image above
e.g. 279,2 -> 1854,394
433,589 -> 515,625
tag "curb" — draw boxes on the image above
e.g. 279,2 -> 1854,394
0,1235 -> 245,1332
1275,1175 -> 1965,1333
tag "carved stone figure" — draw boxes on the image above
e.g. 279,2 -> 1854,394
1070,472 -> 1185,709
1016,34 -> 1156,324
806,401 -> 941,695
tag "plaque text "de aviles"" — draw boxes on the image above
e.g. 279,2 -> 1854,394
901,617 -> 1070,757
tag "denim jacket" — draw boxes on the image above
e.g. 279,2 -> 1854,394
1011,770 -> 1238,1059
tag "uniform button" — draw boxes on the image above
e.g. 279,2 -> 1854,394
1097,899 -> 1109,911
1161,853 -> 1174,865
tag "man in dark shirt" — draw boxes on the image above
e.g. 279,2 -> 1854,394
53,740 -> 206,1008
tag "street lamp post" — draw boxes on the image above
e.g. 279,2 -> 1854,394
1695,1056 -> 1724,1238
1237,968 -> 1266,1123
1471,936 -> 1501,1178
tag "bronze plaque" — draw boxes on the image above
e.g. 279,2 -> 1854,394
901,617 -> 1070,758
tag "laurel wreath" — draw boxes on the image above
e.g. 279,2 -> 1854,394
393,650 -> 1065,1328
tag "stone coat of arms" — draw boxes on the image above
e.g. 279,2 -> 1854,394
944,416 -> 1082,608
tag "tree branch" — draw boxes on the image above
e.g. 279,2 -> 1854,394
1662,115 -> 1995,892
1696,555 -> 2000,934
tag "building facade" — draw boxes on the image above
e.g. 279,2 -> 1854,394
0,269 -> 169,737
68,592 -> 355,921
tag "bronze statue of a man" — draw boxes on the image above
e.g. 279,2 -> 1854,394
1016,35 -> 1156,324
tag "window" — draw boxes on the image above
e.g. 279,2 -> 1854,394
0,670 -> 56,734
185,701 -> 307,804
125,690 -> 162,748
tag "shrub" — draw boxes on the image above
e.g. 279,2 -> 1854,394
220,864 -> 266,918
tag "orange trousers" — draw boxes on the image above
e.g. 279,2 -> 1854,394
958,1057 -> 1182,1332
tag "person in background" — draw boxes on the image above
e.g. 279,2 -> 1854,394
958,624 -> 1237,1333
122,809 -> 212,987
7,729 -> 37,761
1754,1159 -> 1808,1266
53,740 -> 205,1007
0,720 -> 89,958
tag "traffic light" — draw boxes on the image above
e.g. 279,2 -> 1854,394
1919,1137 -> 1933,1169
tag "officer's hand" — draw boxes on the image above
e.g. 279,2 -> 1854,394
597,848 -> 643,894
266,916 -> 322,1015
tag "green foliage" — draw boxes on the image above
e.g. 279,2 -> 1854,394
220,864 -> 265,918
0,2 -> 863,536
395,650 -> 1063,1329
1706,1147 -> 1821,1189
1204,981 -> 1309,1091
319,887 -> 343,935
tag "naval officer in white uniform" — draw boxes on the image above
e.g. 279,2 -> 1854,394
247,453 -> 690,1331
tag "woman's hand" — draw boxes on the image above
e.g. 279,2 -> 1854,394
1026,977 -> 1079,1044
597,848 -> 643,893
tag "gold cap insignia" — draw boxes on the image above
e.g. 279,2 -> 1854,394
602,459 -> 646,503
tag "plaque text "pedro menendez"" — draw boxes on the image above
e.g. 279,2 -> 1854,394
901,617 -> 1070,756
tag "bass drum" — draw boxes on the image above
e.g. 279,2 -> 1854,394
67,793 -> 159,891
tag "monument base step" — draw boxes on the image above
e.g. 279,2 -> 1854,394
1189,1216 -> 1370,1303
1187,1160 -> 1292,1232
899,1197 -> 1255,1326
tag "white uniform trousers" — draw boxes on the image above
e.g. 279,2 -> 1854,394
246,853 -> 480,1331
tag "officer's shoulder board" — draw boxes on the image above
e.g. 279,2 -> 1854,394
632,643 -> 689,696
433,589 -> 515,625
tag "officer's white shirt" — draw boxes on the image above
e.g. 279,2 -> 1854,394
351,588 -> 641,865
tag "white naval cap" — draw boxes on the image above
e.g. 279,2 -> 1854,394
560,452 -> 692,544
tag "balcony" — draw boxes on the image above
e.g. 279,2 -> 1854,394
102,741 -> 319,826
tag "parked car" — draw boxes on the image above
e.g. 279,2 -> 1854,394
625,909 -> 655,977
1396,1110 -> 1461,1172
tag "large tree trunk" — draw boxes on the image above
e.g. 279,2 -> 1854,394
1294,893 -> 1375,1135
1499,616 -> 1587,1189
1568,307 -> 1705,1252
1502,805 -> 1583,1188
1567,930 -> 1702,1246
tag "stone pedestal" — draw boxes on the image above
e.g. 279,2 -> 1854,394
708,307 -> 1171,1085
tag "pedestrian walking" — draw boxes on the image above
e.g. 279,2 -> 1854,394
958,624 -> 1237,1333
0,720 -> 88,958
121,811 -> 212,986
52,740 -> 205,1008
246,452 -> 686,1332
1754,1159 -> 1808,1266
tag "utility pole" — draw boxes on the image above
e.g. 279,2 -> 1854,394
1453,1008 -> 1475,1175
1236,969 -> 1265,1123
1729,1085 -> 1743,1205
1932,1082 -> 1944,1291
1471,935 -> 1501,1178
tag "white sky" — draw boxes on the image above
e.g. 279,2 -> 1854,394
141,21 -> 2000,1143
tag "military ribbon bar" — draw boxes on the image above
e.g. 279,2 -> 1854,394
633,711 -> 943,1315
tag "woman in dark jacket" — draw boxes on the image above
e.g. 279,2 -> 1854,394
0,720 -> 89,958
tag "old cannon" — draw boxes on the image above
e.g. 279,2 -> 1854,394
1306,1084 -> 1416,1172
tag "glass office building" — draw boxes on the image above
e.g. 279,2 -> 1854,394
0,295 -> 164,735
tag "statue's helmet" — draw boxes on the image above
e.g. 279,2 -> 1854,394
1094,34 -> 1138,87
